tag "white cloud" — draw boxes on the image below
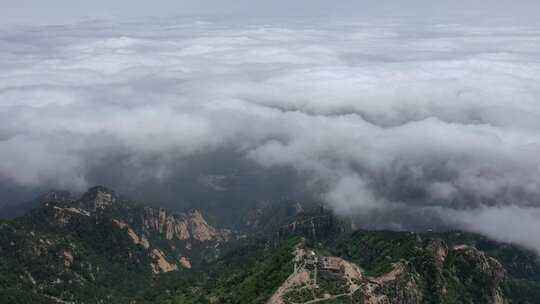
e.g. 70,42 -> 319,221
448,206 -> 540,253
2,17 -> 540,251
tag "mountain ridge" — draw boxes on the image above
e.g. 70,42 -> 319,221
1,186 -> 540,303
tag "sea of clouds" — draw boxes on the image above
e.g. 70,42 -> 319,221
1,17 -> 540,251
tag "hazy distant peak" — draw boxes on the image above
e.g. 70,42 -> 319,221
41,190 -> 74,205
79,185 -> 119,210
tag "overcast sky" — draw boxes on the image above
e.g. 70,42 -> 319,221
2,0 -> 540,25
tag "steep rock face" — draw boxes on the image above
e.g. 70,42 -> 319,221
179,256 -> 192,269
141,208 -> 230,242
151,249 -> 178,274
112,219 -> 150,248
72,186 -> 230,262
187,209 -> 229,241
41,186 -> 230,245
446,245 -> 508,304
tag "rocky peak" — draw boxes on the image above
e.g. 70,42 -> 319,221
34,186 -> 231,244
279,206 -> 351,241
79,186 -> 119,210
453,245 -> 507,280
450,245 -> 508,303
186,209 -> 222,242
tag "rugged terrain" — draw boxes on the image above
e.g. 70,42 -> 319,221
0,186 -> 230,303
1,186 -> 540,303
268,240 -> 508,304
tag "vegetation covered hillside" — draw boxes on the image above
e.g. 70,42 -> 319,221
0,186 -> 230,303
1,187 -> 540,304
147,207 -> 540,304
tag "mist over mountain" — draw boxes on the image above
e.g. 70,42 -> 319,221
2,5 -> 540,259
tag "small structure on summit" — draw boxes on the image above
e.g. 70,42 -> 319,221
319,256 -> 341,273
293,247 -> 343,275
305,250 -> 318,270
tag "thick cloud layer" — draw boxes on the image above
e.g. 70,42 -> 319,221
1,16 -> 540,251
2,0 -> 540,25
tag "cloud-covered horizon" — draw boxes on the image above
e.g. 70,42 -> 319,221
3,1 -> 540,26
2,16 -> 540,252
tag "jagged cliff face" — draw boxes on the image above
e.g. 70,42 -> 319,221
142,207 -> 230,242
43,186 -> 229,241
47,187 -> 231,273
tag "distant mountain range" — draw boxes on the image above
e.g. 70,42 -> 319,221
1,186 -> 539,303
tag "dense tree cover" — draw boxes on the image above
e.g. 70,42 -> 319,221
144,237 -> 299,304
329,230 -> 418,276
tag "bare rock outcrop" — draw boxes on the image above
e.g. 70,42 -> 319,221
142,208 -> 230,242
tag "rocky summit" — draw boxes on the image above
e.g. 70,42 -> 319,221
1,187 -> 540,304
